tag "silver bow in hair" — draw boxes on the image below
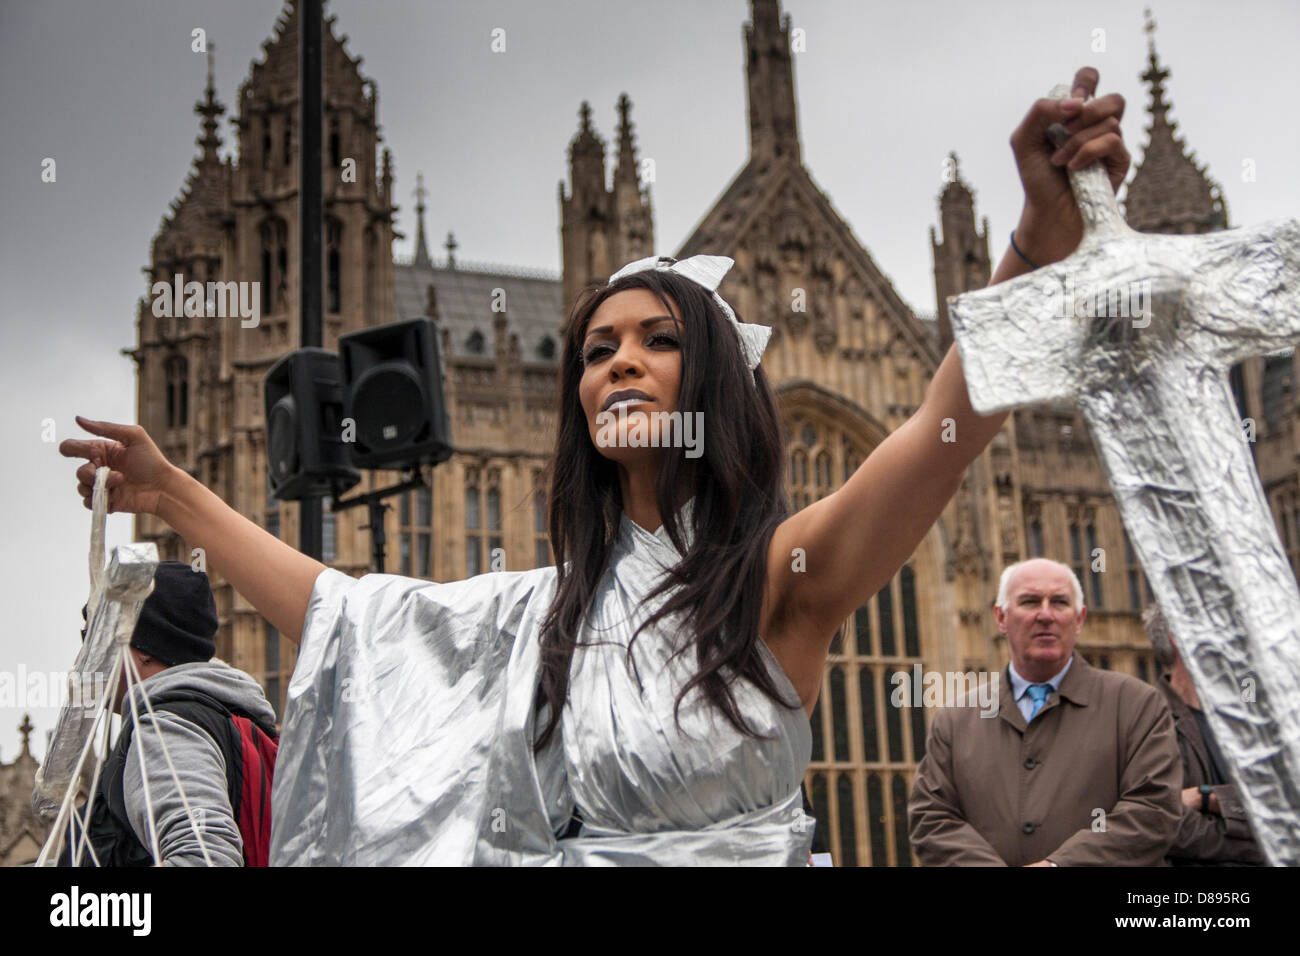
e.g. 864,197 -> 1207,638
607,255 -> 772,369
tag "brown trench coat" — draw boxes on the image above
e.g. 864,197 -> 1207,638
1158,674 -> 1266,865
908,652 -> 1181,866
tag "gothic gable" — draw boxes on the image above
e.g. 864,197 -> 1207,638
678,160 -> 940,374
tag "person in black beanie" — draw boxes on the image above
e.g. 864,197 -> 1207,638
63,562 -> 279,867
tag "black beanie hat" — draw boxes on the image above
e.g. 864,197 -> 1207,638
128,561 -> 218,666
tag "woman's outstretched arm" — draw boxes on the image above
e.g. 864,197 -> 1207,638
763,67 -> 1132,709
62,417 -> 326,644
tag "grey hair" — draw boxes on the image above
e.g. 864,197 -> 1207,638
995,559 -> 1084,612
1142,604 -> 1177,670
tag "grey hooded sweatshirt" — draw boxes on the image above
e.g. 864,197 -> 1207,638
120,658 -> 277,866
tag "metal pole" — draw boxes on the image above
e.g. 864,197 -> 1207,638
299,0 -> 324,560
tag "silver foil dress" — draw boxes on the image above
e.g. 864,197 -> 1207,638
270,504 -> 815,865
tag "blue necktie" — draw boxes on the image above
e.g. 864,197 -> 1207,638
1027,683 -> 1053,721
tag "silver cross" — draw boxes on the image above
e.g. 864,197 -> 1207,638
949,84 -> 1300,864
33,542 -> 156,824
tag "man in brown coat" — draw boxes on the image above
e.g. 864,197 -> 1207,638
908,558 -> 1182,866
1142,605 -> 1265,866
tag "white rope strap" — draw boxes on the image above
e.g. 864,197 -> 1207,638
37,466 -> 215,867
122,647 -> 215,867
35,654 -> 119,867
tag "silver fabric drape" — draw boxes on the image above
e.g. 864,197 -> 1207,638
270,505 -> 814,865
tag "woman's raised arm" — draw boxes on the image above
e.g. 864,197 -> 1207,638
762,67 -> 1131,708
62,416 -> 326,644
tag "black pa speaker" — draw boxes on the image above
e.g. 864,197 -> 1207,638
338,317 -> 453,470
263,347 -> 361,501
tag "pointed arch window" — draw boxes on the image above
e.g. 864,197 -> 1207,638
416,484 -> 431,577
260,218 -> 289,315
165,355 -> 189,429
835,774 -> 858,867
465,468 -> 482,577
829,666 -> 850,762
486,471 -> 503,570
891,775 -> 912,866
867,773 -> 887,866
1085,522 -> 1102,607
327,218 -> 343,314
398,482 -> 433,578
1030,518 -> 1044,557
1124,531 -> 1142,610
814,450 -> 832,496
364,226 -> 378,326
533,469 -> 551,568
858,666 -> 878,762
1261,351 -> 1294,435
1069,516 -> 1085,594
464,467 -> 504,575
900,566 -> 920,657
260,224 -> 273,313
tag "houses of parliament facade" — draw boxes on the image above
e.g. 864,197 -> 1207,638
7,0 -> 1292,867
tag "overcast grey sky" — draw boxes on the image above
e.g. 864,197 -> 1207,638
2,0 -> 1298,760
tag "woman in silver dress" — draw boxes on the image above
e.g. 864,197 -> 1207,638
62,67 -> 1130,865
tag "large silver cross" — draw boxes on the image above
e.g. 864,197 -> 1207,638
949,85 -> 1300,865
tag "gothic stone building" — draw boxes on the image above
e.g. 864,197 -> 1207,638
119,0 -> 1298,867
0,717 -> 44,866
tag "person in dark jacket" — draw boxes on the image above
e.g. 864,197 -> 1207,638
62,561 -> 277,867
1142,605 -> 1265,866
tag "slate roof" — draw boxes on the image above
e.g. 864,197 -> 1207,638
393,258 -> 566,365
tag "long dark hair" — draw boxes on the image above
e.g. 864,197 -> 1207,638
534,267 -> 798,751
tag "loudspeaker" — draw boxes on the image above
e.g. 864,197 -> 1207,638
339,317 -> 453,470
263,347 -> 361,501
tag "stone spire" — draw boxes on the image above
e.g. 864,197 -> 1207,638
195,45 -> 224,164
18,714 -> 33,759
930,152 -> 990,350
444,231 -> 458,269
1123,9 -> 1228,234
559,101 -> 612,313
745,0 -> 800,164
566,101 -> 607,206
413,171 -> 432,267
612,93 -> 654,268
152,50 -> 231,268
613,92 -> 638,186
559,95 -> 657,314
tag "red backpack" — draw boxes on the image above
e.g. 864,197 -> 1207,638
98,688 -> 279,867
